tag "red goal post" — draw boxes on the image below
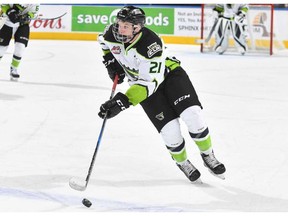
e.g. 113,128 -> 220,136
199,4 -> 275,55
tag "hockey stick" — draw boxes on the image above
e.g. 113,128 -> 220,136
69,74 -> 119,191
31,12 -> 67,21
196,18 -> 219,44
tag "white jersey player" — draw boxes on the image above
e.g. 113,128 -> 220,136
0,4 -> 39,80
212,4 -> 249,55
97,6 -> 226,182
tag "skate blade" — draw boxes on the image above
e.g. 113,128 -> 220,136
208,168 -> 225,180
192,178 -> 203,184
218,174 -> 225,180
10,77 -> 19,82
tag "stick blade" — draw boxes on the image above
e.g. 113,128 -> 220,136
69,177 -> 87,191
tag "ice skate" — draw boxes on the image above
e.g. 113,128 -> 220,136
201,151 -> 226,180
177,159 -> 202,183
237,46 -> 246,55
10,67 -> 20,81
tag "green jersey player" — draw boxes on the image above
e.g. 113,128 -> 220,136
98,6 -> 226,182
0,4 -> 39,80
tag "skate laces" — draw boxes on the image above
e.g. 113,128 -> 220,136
203,152 -> 220,168
10,67 -> 18,75
179,160 -> 195,174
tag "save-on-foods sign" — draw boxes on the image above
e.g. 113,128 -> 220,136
72,6 -> 174,34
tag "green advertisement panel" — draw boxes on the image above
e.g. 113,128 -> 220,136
72,6 -> 174,35
142,7 -> 174,34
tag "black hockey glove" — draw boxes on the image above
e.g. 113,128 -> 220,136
98,92 -> 130,119
19,14 -> 31,25
6,8 -> 20,24
103,52 -> 125,84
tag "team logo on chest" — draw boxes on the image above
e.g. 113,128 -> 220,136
111,46 -> 121,54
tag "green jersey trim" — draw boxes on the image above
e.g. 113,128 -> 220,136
165,58 -> 181,71
1,5 -> 10,13
125,84 -> 148,106
125,32 -> 143,55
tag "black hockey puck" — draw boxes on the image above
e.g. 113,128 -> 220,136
82,198 -> 92,208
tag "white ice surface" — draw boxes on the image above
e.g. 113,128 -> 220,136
0,40 -> 288,213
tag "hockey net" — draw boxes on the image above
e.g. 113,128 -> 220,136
199,4 -> 285,55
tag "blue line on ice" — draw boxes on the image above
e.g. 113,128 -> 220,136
0,187 -> 186,211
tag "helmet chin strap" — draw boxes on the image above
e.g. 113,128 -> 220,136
126,25 -> 142,43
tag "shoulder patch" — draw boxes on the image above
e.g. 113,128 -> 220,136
147,42 -> 162,58
135,27 -> 163,59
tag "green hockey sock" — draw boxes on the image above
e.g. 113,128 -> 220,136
169,147 -> 187,163
11,56 -> 21,69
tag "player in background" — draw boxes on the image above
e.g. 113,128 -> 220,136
0,4 -> 39,80
212,4 -> 249,55
97,6 -> 226,182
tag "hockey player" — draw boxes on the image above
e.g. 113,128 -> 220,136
98,6 -> 226,182
212,4 -> 249,55
0,4 -> 39,80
